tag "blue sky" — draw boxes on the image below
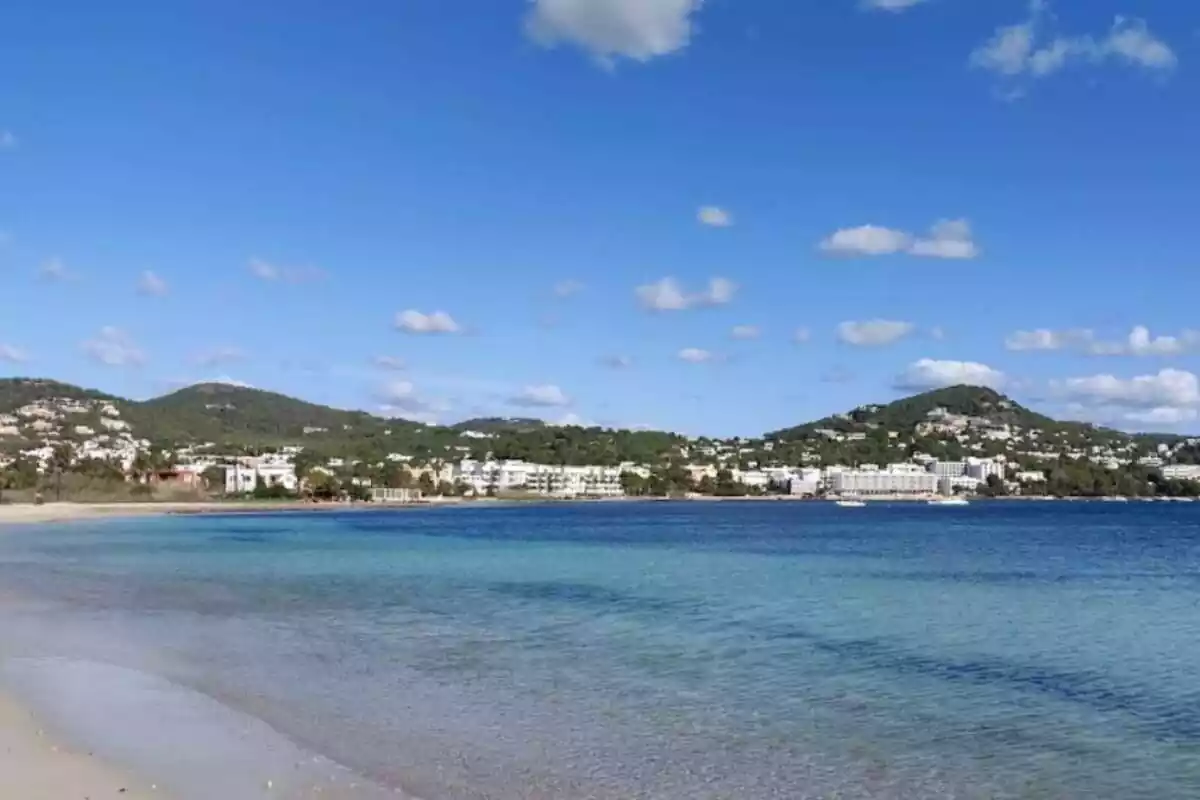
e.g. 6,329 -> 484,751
2,0 -> 1199,436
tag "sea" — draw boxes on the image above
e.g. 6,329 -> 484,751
1,501 -> 1199,799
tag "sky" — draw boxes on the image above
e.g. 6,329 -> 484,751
2,0 -> 1199,437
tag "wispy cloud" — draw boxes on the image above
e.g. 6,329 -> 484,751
374,355 -> 407,370
599,354 -> 633,369
697,206 -> 733,227
552,279 -> 585,298
636,276 -> 737,311
837,319 -> 915,347
82,326 -> 145,367
395,310 -> 462,335
862,0 -> 929,11
37,258 -> 75,282
971,2 -> 1176,91
0,130 -> 16,149
0,343 -> 28,363
247,257 -> 325,283
509,384 -> 572,408
677,347 -> 717,364
377,379 -> 447,424
820,219 -> 979,260
194,346 -> 245,367
730,325 -> 760,340
137,270 -> 169,296
1005,325 -> 1199,356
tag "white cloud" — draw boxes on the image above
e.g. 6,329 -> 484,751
971,4 -> 1176,84
636,277 -> 690,310
697,206 -> 733,227
1114,326 -> 1196,357
525,0 -> 704,66
837,319 -> 915,347
509,384 -> 572,408
1005,326 -> 1198,356
137,270 -> 168,296
896,358 -> 1006,391
635,276 -> 736,311
863,0 -> 929,11
820,219 -> 979,259
38,258 -> 73,282
82,326 -> 145,367
374,355 -> 407,370
698,277 -> 736,305
1105,17 -> 1178,70
907,219 -> 979,260
677,347 -> 714,363
599,354 -> 633,369
553,279 -> 584,297
1124,406 -> 1198,426
205,376 -> 253,389
792,327 -> 812,344
0,130 -> 16,149
0,343 -> 28,363
730,324 -> 760,340
1005,327 -> 1092,351
1059,369 -> 1200,409
1054,368 -> 1200,430
820,225 -> 911,256
395,310 -> 462,334
378,380 -> 445,423
194,346 -> 245,367
554,412 -> 595,427
247,258 -> 324,283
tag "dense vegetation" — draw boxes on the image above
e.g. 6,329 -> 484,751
3,379 -> 1198,500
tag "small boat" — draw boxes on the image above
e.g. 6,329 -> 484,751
1101,496 -> 1129,503
835,499 -> 867,508
928,497 -> 969,507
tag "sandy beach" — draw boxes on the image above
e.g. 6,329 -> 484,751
0,499 -> 390,528
0,689 -> 158,799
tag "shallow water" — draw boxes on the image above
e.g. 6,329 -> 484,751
2,502 -> 1199,798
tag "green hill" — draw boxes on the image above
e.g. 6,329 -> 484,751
768,385 -> 1064,441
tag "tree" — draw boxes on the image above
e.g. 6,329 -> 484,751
201,465 -> 226,492
696,475 -> 716,495
619,471 -> 646,497
978,473 -> 1007,497
416,472 -> 435,496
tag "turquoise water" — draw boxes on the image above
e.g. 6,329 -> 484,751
2,502 -> 1200,799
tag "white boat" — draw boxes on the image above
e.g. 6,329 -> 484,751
927,497 -> 969,507
835,499 -> 867,508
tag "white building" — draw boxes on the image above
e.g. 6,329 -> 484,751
1160,464 -> 1200,482
830,467 -> 938,497
965,458 -> 1005,482
225,456 -> 298,493
929,461 -> 967,478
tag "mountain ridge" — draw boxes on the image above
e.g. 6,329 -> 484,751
0,377 -> 1184,450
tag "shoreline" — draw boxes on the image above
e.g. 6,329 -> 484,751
0,688 -> 158,799
0,493 -> 1171,528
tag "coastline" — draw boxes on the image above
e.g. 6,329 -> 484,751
0,689 -> 158,799
0,493 -> 1157,529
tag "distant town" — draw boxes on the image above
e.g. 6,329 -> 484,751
2,380 -> 1199,503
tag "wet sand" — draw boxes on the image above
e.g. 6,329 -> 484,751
0,690 -> 158,799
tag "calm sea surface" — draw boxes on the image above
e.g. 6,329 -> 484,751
2,502 -> 1199,799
